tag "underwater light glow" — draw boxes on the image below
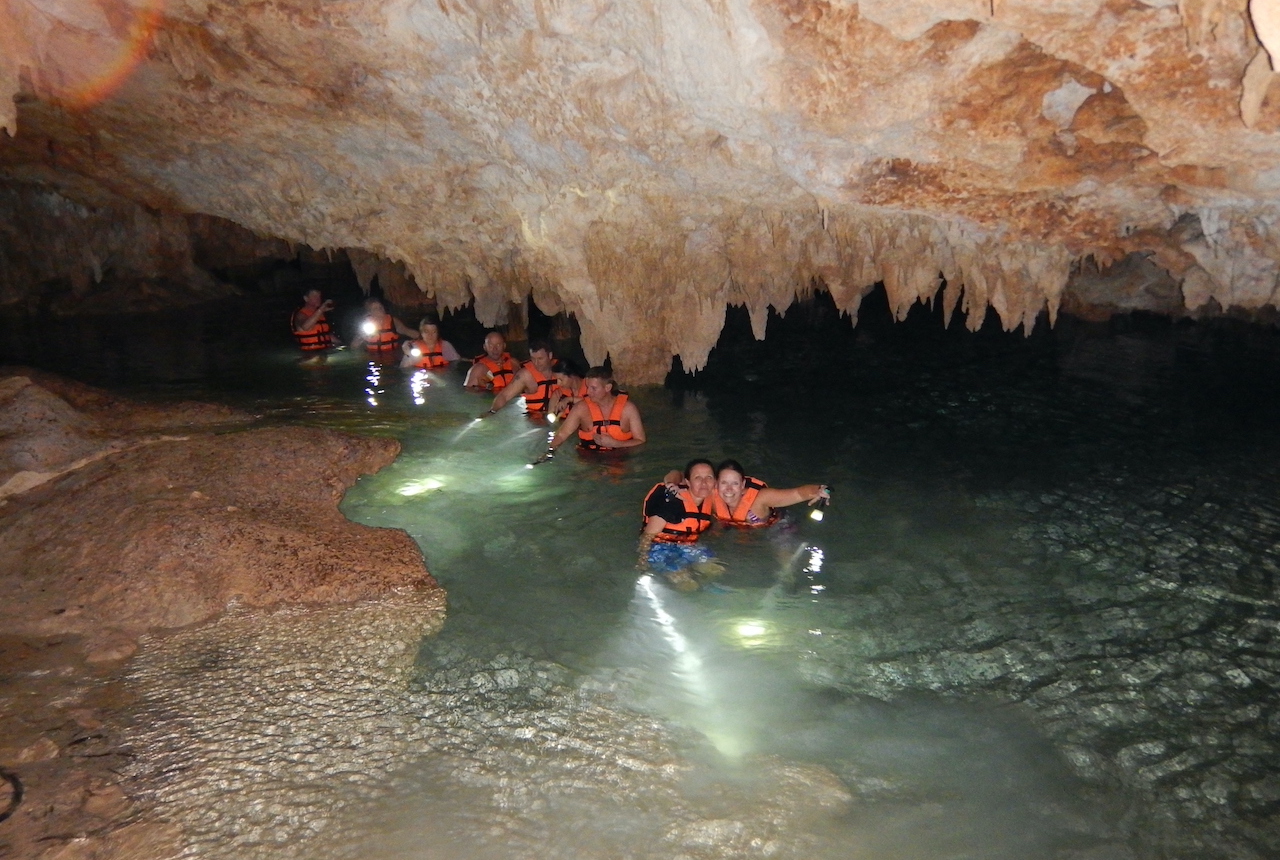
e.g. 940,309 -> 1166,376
398,478 -> 445,496
736,622 -> 767,637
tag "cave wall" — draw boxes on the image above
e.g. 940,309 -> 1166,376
3,0 -> 1280,380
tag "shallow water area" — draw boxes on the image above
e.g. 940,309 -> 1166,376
16,300 -> 1279,860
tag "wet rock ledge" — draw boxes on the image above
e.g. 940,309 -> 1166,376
0,369 -> 444,858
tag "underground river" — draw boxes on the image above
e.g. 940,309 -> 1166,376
9,296 -> 1279,860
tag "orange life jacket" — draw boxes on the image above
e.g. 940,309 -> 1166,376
364,314 -> 399,353
643,484 -> 713,544
474,353 -> 516,391
579,393 -> 633,445
293,308 -> 332,351
522,362 -> 556,413
556,380 -> 587,419
712,476 -> 779,528
408,339 -> 449,369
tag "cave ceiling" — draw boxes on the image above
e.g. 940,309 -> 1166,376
3,0 -> 1280,380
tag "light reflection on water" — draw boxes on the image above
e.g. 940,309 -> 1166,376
300,351 -> 1125,860
104,323 -> 1280,859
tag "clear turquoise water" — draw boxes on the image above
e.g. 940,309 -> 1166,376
17,297 -> 1279,859
216,345 -> 1132,859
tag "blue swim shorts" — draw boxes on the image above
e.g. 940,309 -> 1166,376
646,542 -> 715,573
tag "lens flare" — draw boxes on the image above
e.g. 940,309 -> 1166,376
41,0 -> 167,110
361,320 -> 377,336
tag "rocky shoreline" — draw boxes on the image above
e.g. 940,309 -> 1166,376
0,370 -> 444,859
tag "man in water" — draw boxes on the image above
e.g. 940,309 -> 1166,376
401,316 -> 460,369
464,331 -> 516,392
350,297 -> 417,355
537,366 -> 646,457
639,459 -> 723,590
292,288 -> 336,354
479,339 -> 557,417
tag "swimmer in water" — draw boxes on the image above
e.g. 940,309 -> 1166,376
401,316 -> 460,369
464,331 -> 516,392
639,459 -> 724,591
350,298 -> 417,355
479,340 -> 557,417
711,460 -> 830,527
538,366 -> 645,458
658,460 -> 830,527
292,288 -> 337,356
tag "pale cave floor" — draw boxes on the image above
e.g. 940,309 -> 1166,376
12,304 -> 1279,860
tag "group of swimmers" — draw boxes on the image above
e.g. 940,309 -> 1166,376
293,288 -> 830,587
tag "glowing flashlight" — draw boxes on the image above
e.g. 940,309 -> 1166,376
361,320 -> 377,336
410,347 -> 422,357
810,485 -> 832,521
547,413 -> 558,423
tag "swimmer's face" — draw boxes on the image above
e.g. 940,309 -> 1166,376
303,289 -> 322,307
366,300 -> 385,317
686,464 -> 715,502
419,324 -> 439,343
717,469 -> 746,506
484,333 -> 505,359
530,348 -> 553,372
585,377 -> 612,402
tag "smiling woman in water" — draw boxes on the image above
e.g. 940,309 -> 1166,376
660,459 -> 830,528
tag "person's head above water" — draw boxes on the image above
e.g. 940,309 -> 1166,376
483,331 -> 506,359
684,459 -> 716,502
584,366 -> 616,401
528,339 -> 554,372
715,459 -> 748,506
364,297 -> 386,317
302,287 -> 323,307
417,316 -> 441,343
554,360 -> 584,384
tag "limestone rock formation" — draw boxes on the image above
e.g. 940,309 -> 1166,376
0,371 -> 441,661
4,0 -> 1280,380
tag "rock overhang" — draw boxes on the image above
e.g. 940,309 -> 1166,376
3,0 -> 1280,381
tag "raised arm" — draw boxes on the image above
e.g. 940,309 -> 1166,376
293,301 -> 332,333
756,484 -> 830,513
392,317 -> 420,338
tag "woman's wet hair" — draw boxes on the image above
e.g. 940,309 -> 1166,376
418,315 -> 441,330
715,459 -> 746,479
684,458 -> 714,479
555,359 -> 585,378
